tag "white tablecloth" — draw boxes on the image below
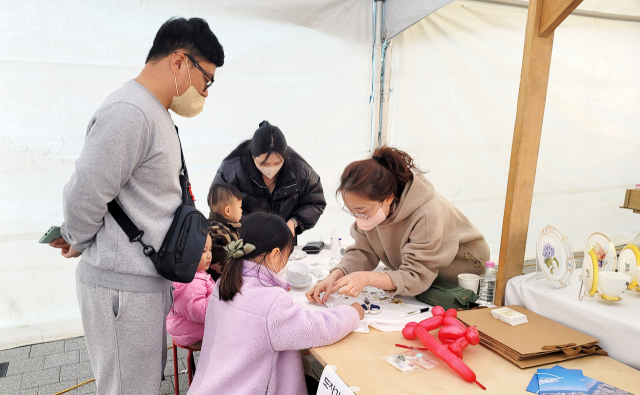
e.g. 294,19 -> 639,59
505,269 -> 640,370
287,246 -> 432,333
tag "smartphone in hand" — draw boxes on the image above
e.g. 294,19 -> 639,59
39,226 -> 62,244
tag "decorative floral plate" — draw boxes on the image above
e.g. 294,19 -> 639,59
584,232 -> 617,272
619,244 -> 639,290
536,225 -> 575,288
579,249 -> 599,300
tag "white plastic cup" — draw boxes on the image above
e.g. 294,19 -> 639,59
458,273 -> 481,293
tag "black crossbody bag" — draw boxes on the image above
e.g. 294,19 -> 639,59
106,126 -> 208,283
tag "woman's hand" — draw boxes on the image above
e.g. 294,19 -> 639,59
306,269 -> 344,304
329,272 -> 371,298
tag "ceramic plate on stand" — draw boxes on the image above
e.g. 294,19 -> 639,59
619,244 -> 639,290
580,249 -> 599,300
584,232 -> 617,272
536,225 -> 575,288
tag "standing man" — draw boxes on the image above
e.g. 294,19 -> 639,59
49,17 -> 224,394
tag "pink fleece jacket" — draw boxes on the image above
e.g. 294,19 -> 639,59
166,270 -> 214,347
187,260 -> 360,395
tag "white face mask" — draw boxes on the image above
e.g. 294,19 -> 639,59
255,160 -> 283,179
169,59 -> 205,118
270,252 -> 287,278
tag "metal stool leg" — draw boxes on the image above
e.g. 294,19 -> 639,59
173,342 -> 179,395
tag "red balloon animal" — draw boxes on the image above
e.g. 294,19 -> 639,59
401,306 -> 485,390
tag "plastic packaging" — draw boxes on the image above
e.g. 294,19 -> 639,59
330,227 -> 342,257
381,348 -> 439,374
478,261 -> 496,306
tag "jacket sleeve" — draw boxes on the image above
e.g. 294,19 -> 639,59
185,278 -> 211,324
387,212 -> 459,296
267,293 -> 360,352
211,163 -> 229,186
60,103 -> 150,251
334,222 -> 380,275
289,164 -> 326,234
211,159 -> 245,191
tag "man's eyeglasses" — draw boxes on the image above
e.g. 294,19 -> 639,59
182,53 -> 214,91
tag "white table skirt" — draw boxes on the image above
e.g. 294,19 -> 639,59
287,246 -> 432,333
505,269 -> 640,370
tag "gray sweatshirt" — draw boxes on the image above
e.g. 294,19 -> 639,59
61,80 -> 182,292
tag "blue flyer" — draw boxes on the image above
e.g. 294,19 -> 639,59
527,374 -> 540,394
527,366 -> 633,395
537,367 -> 586,393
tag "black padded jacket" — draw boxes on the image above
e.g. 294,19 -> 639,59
211,147 -> 326,235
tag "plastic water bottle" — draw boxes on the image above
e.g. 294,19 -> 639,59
330,227 -> 342,257
477,261 -> 496,306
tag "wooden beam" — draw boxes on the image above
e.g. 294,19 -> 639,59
495,0 -> 554,306
539,0 -> 583,37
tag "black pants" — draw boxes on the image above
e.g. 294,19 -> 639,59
305,374 -> 319,394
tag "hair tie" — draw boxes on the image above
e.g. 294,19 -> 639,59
225,239 -> 256,259
372,156 -> 382,163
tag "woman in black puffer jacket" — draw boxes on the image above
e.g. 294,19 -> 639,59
211,121 -> 326,239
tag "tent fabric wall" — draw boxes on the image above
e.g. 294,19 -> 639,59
386,0 -> 640,263
3,0 -> 640,350
0,0 -> 372,349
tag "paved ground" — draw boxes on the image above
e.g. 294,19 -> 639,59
0,335 -> 324,395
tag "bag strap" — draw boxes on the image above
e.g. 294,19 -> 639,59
175,125 -> 189,181
106,200 -> 156,257
107,124 -> 189,257
175,125 -> 196,206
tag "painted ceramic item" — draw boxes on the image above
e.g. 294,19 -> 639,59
584,232 -> 617,272
596,293 -> 622,304
536,225 -> 574,288
596,272 -> 630,305
579,249 -> 599,300
287,274 -> 313,289
288,251 -> 307,260
619,244 -> 640,290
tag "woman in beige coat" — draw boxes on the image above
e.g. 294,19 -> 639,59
306,147 -> 489,304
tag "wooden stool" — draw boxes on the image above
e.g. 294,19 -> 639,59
171,339 -> 199,395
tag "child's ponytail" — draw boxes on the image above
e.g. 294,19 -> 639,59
218,213 -> 294,301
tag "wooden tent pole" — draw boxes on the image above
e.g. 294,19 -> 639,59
495,0 -> 582,305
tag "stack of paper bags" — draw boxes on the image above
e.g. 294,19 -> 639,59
457,306 -> 602,369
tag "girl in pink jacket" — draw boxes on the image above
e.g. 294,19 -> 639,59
188,213 -> 364,395
166,234 -> 213,349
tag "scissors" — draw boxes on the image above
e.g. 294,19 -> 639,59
361,297 -> 381,314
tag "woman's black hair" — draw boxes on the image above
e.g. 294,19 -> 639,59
224,121 -> 290,165
218,212 -> 294,301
